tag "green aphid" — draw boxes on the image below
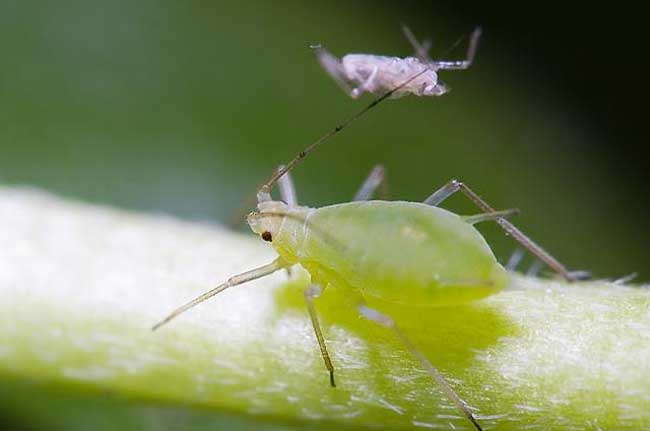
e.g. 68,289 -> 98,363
153,58 -> 575,431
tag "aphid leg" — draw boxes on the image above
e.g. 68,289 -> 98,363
424,179 -> 575,282
152,257 -> 287,331
351,65 -> 379,99
463,208 -> 519,225
353,164 -> 386,201
304,284 -> 336,387
311,45 -> 354,96
358,304 -> 483,431
506,248 -> 525,271
431,27 -> 482,71
401,25 -> 433,62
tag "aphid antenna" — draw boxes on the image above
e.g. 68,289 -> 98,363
151,257 -> 287,331
151,211 -> 345,331
256,67 -> 431,203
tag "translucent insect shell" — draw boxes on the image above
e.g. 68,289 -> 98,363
248,199 -> 509,306
313,26 -> 482,99
342,55 -> 446,98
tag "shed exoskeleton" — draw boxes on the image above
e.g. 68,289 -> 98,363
313,26 -> 482,98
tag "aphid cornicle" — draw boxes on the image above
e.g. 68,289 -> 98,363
153,28 -> 576,431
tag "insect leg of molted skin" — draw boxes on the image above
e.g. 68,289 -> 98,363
402,24 -> 481,71
401,25 -> 433,62
430,27 -> 483,71
424,179 -> 576,282
310,44 -> 356,97
311,45 -> 379,99
350,65 -> 379,99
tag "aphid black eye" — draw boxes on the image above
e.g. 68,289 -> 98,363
261,231 -> 273,242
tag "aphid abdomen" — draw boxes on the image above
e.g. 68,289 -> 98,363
299,201 -> 508,306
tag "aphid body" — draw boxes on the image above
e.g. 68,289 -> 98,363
249,199 -> 508,307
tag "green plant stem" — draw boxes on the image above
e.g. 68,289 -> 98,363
1,187 -> 649,430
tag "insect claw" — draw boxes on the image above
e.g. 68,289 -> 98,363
329,370 -> 336,388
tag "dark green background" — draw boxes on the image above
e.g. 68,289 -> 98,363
1,1 -> 648,427
2,1 -> 648,278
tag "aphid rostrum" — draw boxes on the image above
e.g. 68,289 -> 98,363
153,37 -> 576,431
313,25 -> 482,98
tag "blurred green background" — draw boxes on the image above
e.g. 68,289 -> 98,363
1,0 -> 648,428
1,0 -> 648,277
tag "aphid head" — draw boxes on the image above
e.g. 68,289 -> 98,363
247,200 -> 290,243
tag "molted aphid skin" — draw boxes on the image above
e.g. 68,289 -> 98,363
313,26 -> 481,99
341,55 -> 447,98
